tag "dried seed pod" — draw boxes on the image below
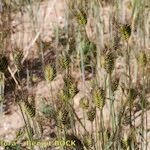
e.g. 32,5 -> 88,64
87,107 -> 96,122
44,64 -> 56,82
79,98 -> 89,110
111,77 -> 119,92
83,134 -> 94,149
138,51 -> 147,67
0,55 -> 8,73
120,24 -> 131,41
93,87 -> 105,110
104,51 -> 115,74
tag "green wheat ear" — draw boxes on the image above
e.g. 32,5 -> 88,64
87,107 -> 96,122
93,87 -> 106,110
104,51 -> 115,74
44,64 -> 56,82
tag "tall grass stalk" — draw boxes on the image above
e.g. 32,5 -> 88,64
0,73 -> 4,117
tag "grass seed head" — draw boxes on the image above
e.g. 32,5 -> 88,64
44,64 -> 56,82
59,89 -> 69,103
22,101 -> 36,118
79,98 -> 89,110
93,87 -> 106,110
83,134 -> 94,149
59,52 -> 71,69
120,24 -> 131,41
138,51 -> 147,67
87,107 -> 96,122
60,108 -> 70,125
111,77 -> 120,92
104,51 -> 115,74
76,10 -> 87,26
121,133 -> 129,149
68,83 -> 78,98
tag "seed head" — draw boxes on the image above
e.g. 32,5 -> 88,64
93,87 -> 105,110
83,134 -> 94,149
120,24 -> 131,41
63,76 -> 78,99
44,64 -> 56,82
60,108 -> 70,125
13,50 -> 23,70
138,51 -> 147,67
111,77 -> 119,92
104,51 -> 115,74
59,89 -> 69,103
121,133 -> 129,149
79,98 -> 89,110
68,83 -> 78,98
87,107 -> 96,122
76,10 -> 87,26
59,52 -> 70,69
22,101 -> 36,118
